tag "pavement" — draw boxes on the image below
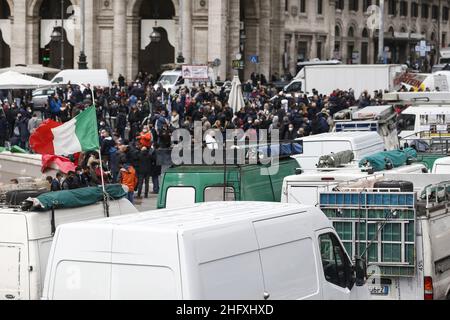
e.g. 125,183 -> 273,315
133,193 -> 158,212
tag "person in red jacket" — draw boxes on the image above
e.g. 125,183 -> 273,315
137,126 -> 152,148
119,163 -> 138,204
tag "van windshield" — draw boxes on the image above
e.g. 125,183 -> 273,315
397,114 -> 416,132
440,58 -> 450,64
158,75 -> 178,86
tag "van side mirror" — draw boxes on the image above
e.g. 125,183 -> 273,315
354,257 -> 367,287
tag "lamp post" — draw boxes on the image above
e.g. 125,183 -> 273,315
78,0 -> 88,69
438,0 -> 442,61
177,0 -> 185,64
60,0 -> 64,69
377,0 -> 385,64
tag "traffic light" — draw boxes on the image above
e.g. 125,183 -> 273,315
42,48 -> 50,66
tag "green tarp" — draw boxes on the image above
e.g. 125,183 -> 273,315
35,185 -> 127,211
0,146 -> 29,154
359,148 -> 418,173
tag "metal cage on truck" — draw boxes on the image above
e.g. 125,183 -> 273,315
319,189 -> 416,277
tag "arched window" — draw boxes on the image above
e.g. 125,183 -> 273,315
335,25 -> 341,37
348,26 -> 355,38
388,26 -> 395,36
362,28 -> 369,38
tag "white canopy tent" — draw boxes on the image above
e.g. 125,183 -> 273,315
228,75 -> 245,114
0,66 -> 45,77
0,71 -> 52,90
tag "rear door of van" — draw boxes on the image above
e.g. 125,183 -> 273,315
0,215 -> 29,300
252,213 -> 322,300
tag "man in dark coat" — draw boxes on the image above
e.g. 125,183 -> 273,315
51,173 -> 63,192
150,145 -> 162,194
136,147 -> 152,198
62,171 -> 81,190
16,113 -> 30,150
6,103 -> 18,138
0,113 -> 8,147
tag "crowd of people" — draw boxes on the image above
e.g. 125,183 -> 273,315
1,71 -> 390,203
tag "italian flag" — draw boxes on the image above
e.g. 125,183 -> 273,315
30,106 -> 100,156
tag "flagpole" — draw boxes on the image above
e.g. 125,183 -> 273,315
89,85 -> 109,217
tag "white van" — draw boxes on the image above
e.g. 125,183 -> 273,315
154,69 -> 184,91
0,198 -> 136,300
294,132 -> 385,171
42,202 -> 370,300
51,69 -> 110,88
432,157 -> 450,173
154,68 -> 215,92
281,163 -> 427,207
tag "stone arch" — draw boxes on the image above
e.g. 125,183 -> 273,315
0,0 -> 12,18
29,0 -> 78,17
133,0 -> 178,77
128,0 -> 179,17
335,19 -> 344,38
30,0 -> 76,69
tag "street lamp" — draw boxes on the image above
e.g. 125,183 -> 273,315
78,0 -> 88,69
50,24 -> 62,42
50,0 -> 65,69
150,21 -> 162,43
377,0 -> 385,64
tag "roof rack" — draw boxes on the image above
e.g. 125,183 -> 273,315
160,140 -> 303,167
383,92 -> 450,104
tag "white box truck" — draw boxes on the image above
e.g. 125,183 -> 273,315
42,202 -> 371,300
282,64 -> 407,97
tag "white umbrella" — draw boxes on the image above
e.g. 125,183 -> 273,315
0,66 -> 45,77
0,71 -> 52,90
228,75 -> 245,114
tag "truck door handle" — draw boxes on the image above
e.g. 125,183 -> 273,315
264,292 -> 270,300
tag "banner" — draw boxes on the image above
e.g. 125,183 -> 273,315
182,65 -> 209,80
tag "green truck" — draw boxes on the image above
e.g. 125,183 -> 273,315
157,158 -> 299,209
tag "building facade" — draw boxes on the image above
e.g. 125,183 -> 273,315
0,0 -> 448,82
285,0 -> 450,76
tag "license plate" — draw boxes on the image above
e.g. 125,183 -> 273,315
369,286 -> 390,296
